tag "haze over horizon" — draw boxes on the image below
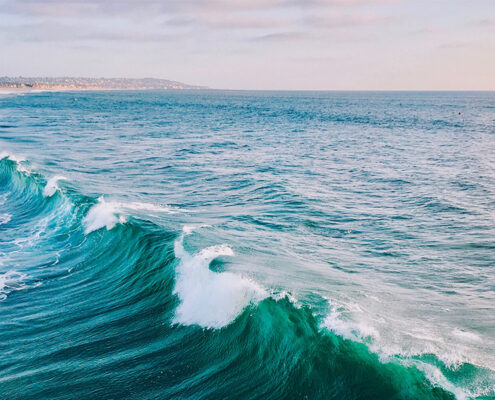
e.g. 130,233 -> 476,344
1,0 -> 494,90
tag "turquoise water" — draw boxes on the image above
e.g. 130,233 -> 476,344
0,90 -> 494,399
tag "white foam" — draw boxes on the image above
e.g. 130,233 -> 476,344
172,231 -> 267,329
0,213 -> 11,225
83,197 -> 179,234
12,216 -> 49,247
322,307 -> 379,341
0,152 -> 25,163
0,270 -> 36,301
121,201 -> 178,214
43,175 -> 68,197
83,197 -> 121,234
0,152 -> 30,173
182,224 -> 210,235
272,290 -> 300,307
318,296 -> 495,399
406,360 -> 471,400
1,151 -> 17,161
452,328 -> 482,343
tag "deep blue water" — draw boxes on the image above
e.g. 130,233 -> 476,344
0,90 -> 494,399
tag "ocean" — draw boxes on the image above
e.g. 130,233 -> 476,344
0,90 -> 494,399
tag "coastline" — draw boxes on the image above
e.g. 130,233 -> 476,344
0,87 -> 202,93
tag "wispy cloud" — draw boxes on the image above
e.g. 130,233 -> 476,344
309,13 -> 400,29
0,0 -> 400,46
194,14 -> 297,30
252,31 -> 309,42
438,41 -> 471,50
0,0 -> 400,17
1,0 -> 494,90
468,18 -> 495,28
0,21 -> 181,43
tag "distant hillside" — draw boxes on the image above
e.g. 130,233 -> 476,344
0,77 -> 207,90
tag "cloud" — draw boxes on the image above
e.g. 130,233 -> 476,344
0,21 -> 181,43
309,13 -> 399,28
196,14 -> 297,30
0,0 -> 400,46
0,0 -> 399,19
0,0 -> 398,17
438,41 -> 471,50
252,31 -> 309,42
469,18 -> 495,27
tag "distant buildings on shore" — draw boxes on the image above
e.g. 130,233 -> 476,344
0,77 -> 207,90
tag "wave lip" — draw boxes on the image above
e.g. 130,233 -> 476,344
43,175 -> 68,197
83,197 -> 179,234
0,152 -> 30,174
83,197 -> 125,234
173,229 -> 267,329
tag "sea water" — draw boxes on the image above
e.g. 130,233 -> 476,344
0,90 -> 494,399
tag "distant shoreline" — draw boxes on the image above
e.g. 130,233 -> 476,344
0,87 -> 206,92
0,77 -> 208,91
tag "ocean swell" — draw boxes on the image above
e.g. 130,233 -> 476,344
0,154 -> 492,400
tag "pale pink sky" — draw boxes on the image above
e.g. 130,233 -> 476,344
0,0 -> 494,90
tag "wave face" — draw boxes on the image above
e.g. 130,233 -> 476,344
1,91 -> 495,400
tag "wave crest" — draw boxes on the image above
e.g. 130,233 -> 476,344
83,197 -> 180,234
43,175 -> 68,197
173,230 -> 267,329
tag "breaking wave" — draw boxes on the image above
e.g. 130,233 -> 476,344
0,154 -> 493,400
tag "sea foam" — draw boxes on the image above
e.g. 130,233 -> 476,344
0,213 -> 11,225
0,271 -> 34,301
43,175 -> 68,197
173,227 -> 267,329
83,197 -> 178,234
322,306 -> 379,342
0,152 -> 30,174
83,197 -> 125,234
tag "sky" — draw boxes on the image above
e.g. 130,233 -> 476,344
0,0 -> 494,90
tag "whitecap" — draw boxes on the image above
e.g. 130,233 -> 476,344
172,229 -> 267,329
0,152 -> 30,174
405,360 -> 471,400
121,201 -> 179,214
83,197 -> 122,234
43,175 -> 68,197
272,290 -> 300,307
83,197 -> 180,234
321,306 -> 379,341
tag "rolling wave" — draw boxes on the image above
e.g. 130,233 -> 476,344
0,154 -> 490,399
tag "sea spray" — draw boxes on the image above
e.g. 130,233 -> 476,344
83,197 -> 124,234
0,271 -> 39,301
83,197 -> 179,234
43,175 -> 68,197
173,227 -> 267,328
